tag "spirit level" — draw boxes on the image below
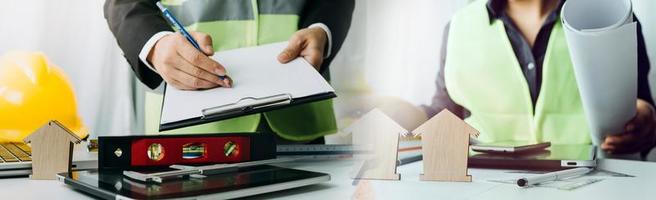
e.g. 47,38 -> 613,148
98,133 -> 276,170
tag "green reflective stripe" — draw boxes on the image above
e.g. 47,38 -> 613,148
185,21 -> 256,51
144,92 -> 260,135
164,0 -> 254,26
264,99 -> 337,141
258,15 -> 299,44
161,0 -> 306,26
258,0 -> 305,14
534,22 -> 589,144
161,0 -> 184,6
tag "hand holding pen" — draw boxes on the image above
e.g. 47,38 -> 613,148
147,2 -> 231,90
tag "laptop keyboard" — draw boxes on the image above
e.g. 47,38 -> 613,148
0,143 -> 32,163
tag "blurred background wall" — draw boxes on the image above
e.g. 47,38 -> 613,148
0,0 -> 654,138
0,0 -> 137,137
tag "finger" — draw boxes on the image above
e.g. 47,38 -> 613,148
610,117 -> 654,147
602,135 -> 628,152
603,134 -> 649,154
300,48 -> 323,69
223,76 -> 233,88
189,32 -> 214,55
172,56 -> 225,86
603,134 -> 633,146
167,78 -> 194,90
160,70 -> 194,90
278,34 -> 304,63
153,59 -> 193,90
600,142 -> 615,152
170,67 -> 219,89
604,135 -> 621,144
175,40 -> 227,77
610,140 -> 649,154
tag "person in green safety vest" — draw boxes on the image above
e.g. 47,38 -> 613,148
422,0 -> 656,157
104,0 -> 354,143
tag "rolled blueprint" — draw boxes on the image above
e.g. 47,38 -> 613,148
561,0 -> 637,145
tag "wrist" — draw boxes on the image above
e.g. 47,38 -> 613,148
139,31 -> 173,73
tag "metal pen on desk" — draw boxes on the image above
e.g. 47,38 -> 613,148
516,167 -> 593,187
155,2 -> 227,80
397,155 -> 422,166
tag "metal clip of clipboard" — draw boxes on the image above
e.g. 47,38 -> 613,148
201,93 -> 292,119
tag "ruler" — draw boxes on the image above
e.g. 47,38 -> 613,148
276,141 -> 422,156
276,145 -> 369,156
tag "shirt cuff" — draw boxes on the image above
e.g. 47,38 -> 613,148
139,31 -> 174,74
308,23 -> 332,59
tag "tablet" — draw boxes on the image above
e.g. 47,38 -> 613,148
471,141 -> 551,153
57,165 -> 330,199
469,144 -> 597,170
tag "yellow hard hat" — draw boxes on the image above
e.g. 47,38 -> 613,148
0,51 -> 88,143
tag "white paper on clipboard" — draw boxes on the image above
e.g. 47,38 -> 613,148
160,42 -> 335,126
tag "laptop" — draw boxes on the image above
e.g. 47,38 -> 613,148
0,141 -> 97,177
468,144 -> 597,170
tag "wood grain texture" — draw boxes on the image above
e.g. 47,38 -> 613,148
23,121 -> 81,180
347,108 -> 404,180
414,109 -> 479,182
352,180 -> 375,200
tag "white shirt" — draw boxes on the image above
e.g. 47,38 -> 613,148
138,23 -> 333,73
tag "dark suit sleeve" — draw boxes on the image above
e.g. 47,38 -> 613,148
636,17 -> 653,106
104,0 -> 172,89
299,0 -> 355,78
635,18 -> 656,156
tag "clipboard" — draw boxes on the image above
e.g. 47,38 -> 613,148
159,42 -> 336,131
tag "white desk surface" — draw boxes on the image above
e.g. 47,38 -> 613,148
1,159 -> 654,200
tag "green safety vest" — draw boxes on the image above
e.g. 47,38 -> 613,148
444,0 -> 591,144
145,0 -> 337,141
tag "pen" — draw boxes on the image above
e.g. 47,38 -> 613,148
156,2 -> 227,80
516,167 -> 593,187
397,154 -> 422,166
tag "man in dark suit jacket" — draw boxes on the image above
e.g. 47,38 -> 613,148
104,0 -> 354,90
103,0 -> 355,143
